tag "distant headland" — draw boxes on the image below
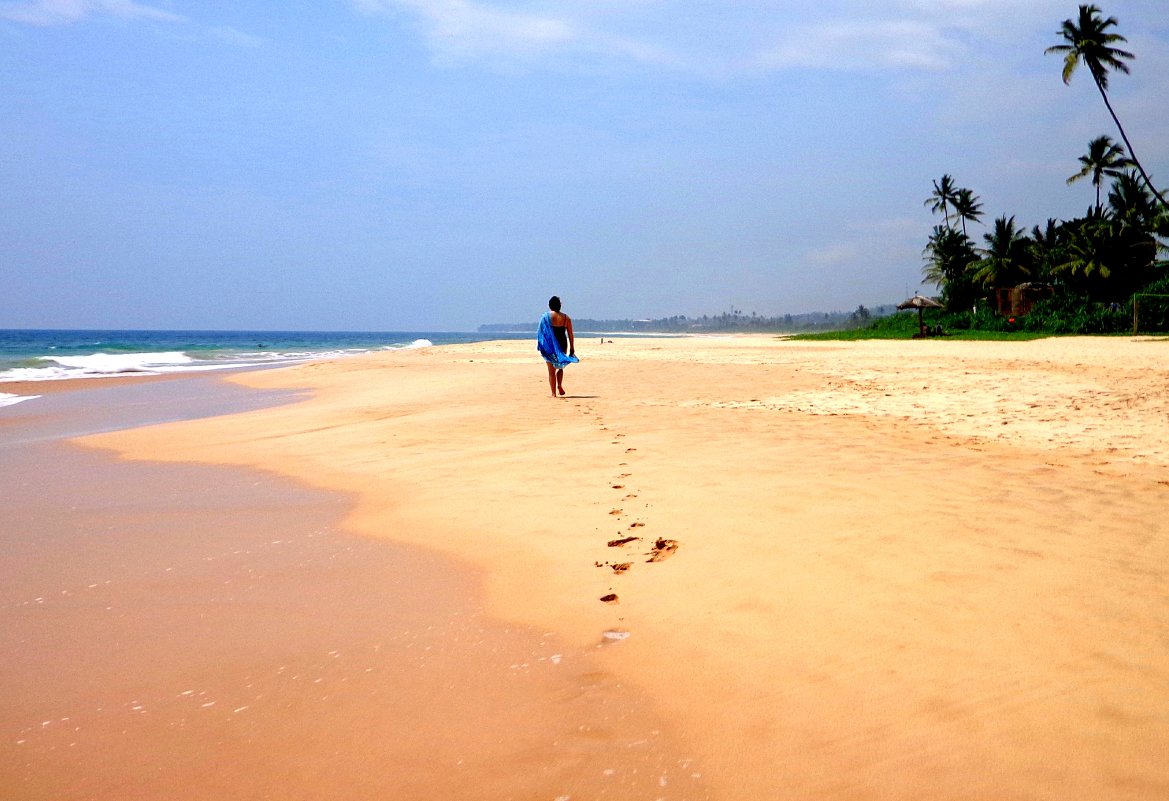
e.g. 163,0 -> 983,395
479,305 -> 897,334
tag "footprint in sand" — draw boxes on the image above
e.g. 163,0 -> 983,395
600,593 -> 619,604
647,538 -> 680,562
625,448 -> 637,453
628,521 -> 645,529
609,509 -> 623,516
608,536 -> 641,547
611,484 -> 625,490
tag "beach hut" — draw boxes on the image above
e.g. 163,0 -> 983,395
994,282 -> 1054,317
897,294 -> 945,337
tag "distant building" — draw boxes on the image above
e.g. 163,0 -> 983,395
994,283 -> 1054,317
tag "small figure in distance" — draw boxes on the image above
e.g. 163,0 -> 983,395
537,295 -> 578,397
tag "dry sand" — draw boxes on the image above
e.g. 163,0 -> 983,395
59,336 -> 1169,798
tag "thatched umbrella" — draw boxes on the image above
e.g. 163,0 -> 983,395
897,294 -> 945,335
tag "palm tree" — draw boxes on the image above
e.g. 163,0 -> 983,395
1108,171 -> 1158,226
1106,171 -> 1161,293
1053,211 -> 1117,291
1067,134 -> 1131,207
924,174 -> 959,230
1029,219 -> 1064,283
1046,4 -> 1169,209
971,215 -> 1032,290
923,224 -> 978,310
952,188 -> 984,237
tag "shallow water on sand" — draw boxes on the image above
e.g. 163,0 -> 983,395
0,372 -> 303,447
0,375 -> 707,801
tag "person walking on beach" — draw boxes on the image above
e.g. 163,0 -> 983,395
537,295 -> 578,397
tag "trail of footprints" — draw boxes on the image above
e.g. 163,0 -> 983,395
577,402 -> 680,632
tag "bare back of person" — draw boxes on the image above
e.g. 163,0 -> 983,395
542,299 -> 575,397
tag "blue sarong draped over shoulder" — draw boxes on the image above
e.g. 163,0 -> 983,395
537,311 -> 579,370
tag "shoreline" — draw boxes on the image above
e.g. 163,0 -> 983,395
0,369 -> 696,799
16,336 -> 1169,799
2,375 -> 184,395
1,370 -> 702,800
1,443 -> 694,801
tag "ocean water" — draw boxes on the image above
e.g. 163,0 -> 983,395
0,329 -> 528,407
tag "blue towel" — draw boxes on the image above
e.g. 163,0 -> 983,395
537,311 -> 579,370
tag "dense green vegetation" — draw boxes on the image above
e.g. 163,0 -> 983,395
866,4 -> 1169,339
791,311 -> 1055,342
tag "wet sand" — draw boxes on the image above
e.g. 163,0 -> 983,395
2,376 -> 181,397
1,376 -> 698,801
8,335 -> 1169,799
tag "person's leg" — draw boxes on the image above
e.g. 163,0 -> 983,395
546,362 -> 558,397
556,368 -> 565,396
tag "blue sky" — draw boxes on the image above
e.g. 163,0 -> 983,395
2,1 -> 1166,331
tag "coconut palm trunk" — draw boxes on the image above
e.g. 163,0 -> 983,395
1047,5 -> 1168,212
1091,78 -> 1169,209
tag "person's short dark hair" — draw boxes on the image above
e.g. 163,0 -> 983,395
548,296 -> 561,312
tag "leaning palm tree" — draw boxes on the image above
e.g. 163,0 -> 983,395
924,174 -> 959,230
952,187 -> 984,237
1046,4 -> 1169,209
1067,134 -> 1131,208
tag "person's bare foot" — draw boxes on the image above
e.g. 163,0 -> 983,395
558,386 -> 566,396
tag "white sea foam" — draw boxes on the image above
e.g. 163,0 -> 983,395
0,351 -> 265,382
375,339 -> 433,351
0,337 -> 441,384
45,351 -> 196,373
0,392 -> 40,408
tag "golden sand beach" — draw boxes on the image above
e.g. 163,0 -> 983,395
46,336 -> 1169,798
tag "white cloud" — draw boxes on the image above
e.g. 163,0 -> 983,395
357,0 -> 575,61
754,19 -> 963,72
207,24 -> 264,48
0,1 -> 268,50
0,0 -> 184,25
346,1 -> 1087,76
